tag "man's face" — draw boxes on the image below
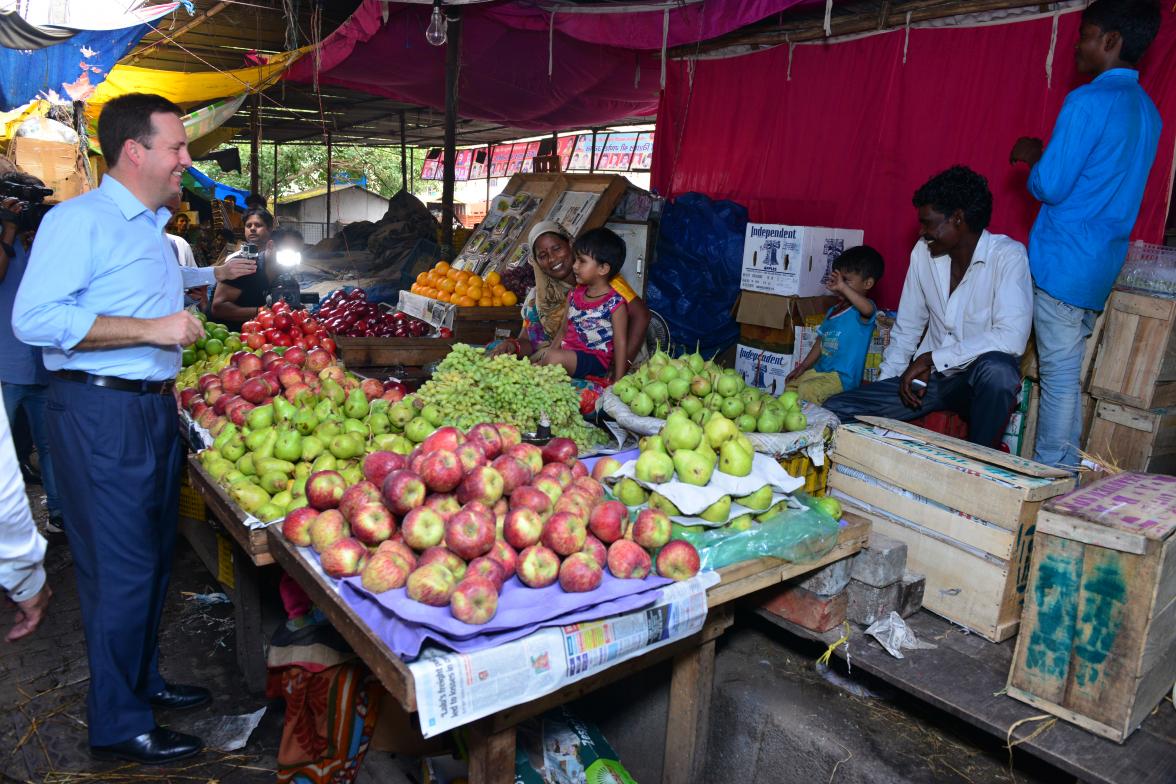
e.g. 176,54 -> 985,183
244,215 -> 270,245
136,112 -> 190,210
917,205 -> 964,257
175,214 -> 189,232
1075,22 -> 1115,75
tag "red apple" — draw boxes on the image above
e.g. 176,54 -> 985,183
454,442 -> 487,473
219,366 -> 245,394
607,539 -> 652,579
361,554 -> 408,593
419,449 -> 463,493
541,437 -> 578,466
553,493 -> 591,525
531,476 -> 563,507
421,426 -> 465,453
510,486 -> 552,517
260,350 -> 282,369
381,469 -> 426,516
495,423 -> 522,448
588,500 -> 627,544
305,348 -> 333,372
306,470 -> 348,510
320,537 -> 369,578
376,539 -> 418,572
559,552 -> 603,592
570,476 -> 605,500
406,563 -> 457,606
401,506 -> 446,550
445,505 -> 496,560
362,451 -> 408,487
310,509 -> 348,553
503,508 -> 544,550
491,455 -> 532,495
656,540 -> 702,581
538,462 -> 573,489
581,534 -> 607,568
466,556 -> 506,591
506,443 -> 543,475
541,512 -> 587,556
450,575 -> 499,624
517,545 -> 560,588
457,465 -> 504,507
237,353 -> 263,377
360,378 -> 385,401
350,502 -> 396,545
424,493 -> 461,521
632,509 -> 672,550
487,539 -> 518,580
591,456 -> 624,481
282,507 -> 319,546
284,346 -> 307,367
339,481 -> 383,523
238,377 -> 270,405
417,546 -> 467,581
468,423 -> 503,458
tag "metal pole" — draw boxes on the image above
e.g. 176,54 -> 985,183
485,143 -> 491,210
326,130 -> 333,238
399,110 -> 408,193
249,93 -> 261,194
272,141 -> 279,207
441,8 -> 462,258
550,131 -> 558,171
589,128 -> 597,174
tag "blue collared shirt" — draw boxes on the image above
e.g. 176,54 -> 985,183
1028,68 -> 1161,311
13,175 -> 184,381
0,240 -> 48,385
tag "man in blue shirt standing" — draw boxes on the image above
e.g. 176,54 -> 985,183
13,94 -> 212,765
1010,0 -> 1162,469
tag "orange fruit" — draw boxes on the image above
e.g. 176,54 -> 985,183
479,297 -> 493,307
435,260 -> 450,273
416,271 -> 428,284
446,267 -> 461,280
492,284 -> 506,296
439,278 -> 456,293
502,291 -> 518,306
492,296 -> 503,306
454,282 -> 468,296
485,271 -> 501,285
458,295 -> 475,307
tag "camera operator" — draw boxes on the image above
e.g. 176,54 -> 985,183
268,227 -> 305,309
211,207 -> 277,330
0,173 -> 62,538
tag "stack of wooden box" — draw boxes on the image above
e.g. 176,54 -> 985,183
1008,472 -> 1176,743
828,417 -> 1074,642
1085,290 -> 1175,475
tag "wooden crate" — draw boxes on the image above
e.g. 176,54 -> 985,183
1090,290 -> 1176,409
335,336 -> 454,368
1085,400 -> 1176,475
452,306 -> 522,344
1008,473 -> 1176,742
829,417 -> 1074,641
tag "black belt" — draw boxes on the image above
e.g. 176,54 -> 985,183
54,370 -> 175,396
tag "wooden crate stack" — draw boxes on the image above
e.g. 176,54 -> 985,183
828,417 -> 1074,642
1086,290 -> 1176,475
1008,473 -> 1176,743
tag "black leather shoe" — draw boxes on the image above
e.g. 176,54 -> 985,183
148,683 -> 212,710
91,727 -> 203,765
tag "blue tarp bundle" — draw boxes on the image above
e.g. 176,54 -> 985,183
646,192 -> 748,359
186,165 -> 250,204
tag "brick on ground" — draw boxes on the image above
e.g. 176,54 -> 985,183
898,572 -> 925,618
847,579 -> 901,626
849,531 -> 907,588
797,557 -> 852,596
759,584 -> 847,633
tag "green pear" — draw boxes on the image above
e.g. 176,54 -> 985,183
777,390 -> 800,410
663,416 -> 703,452
784,410 -> 808,432
700,495 -> 732,523
704,414 -> 739,448
256,456 -> 296,475
290,475 -> 308,499
743,397 -> 764,418
229,482 -> 270,515
756,500 -> 790,522
691,408 -> 709,425
736,484 -> 773,511
734,433 -> 756,455
313,398 -> 336,421
368,412 -> 391,435
236,452 -> 257,476
314,418 -> 342,441
204,456 -> 235,482
369,398 -> 390,415
273,429 -> 303,463
672,448 -> 714,486
344,387 -> 369,419
658,365 -> 680,383
389,400 -> 416,429
270,490 -> 293,510
667,377 -> 691,401
340,464 -> 363,485
254,503 -> 284,522
223,470 -> 248,486
311,453 -> 337,472
285,495 -> 309,514
246,404 -> 274,430
405,417 -> 436,443
715,373 -> 743,398
696,439 -> 716,463
616,477 -> 649,507
736,414 -> 757,432
646,381 -> 669,404
654,402 -> 671,420
648,491 -> 681,516
757,409 -> 785,433
727,513 -> 755,532
259,471 -> 290,495
343,418 -> 369,437
634,451 -> 674,484
680,395 -> 703,416
294,462 -> 312,479
212,423 -> 239,453
639,435 -> 667,454
244,426 -> 272,452
718,440 -> 754,477
252,429 -> 278,460
293,408 -> 319,436
630,392 -> 654,416
219,432 -> 246,463
272,396 -> 296,425
322,379 -> 345,405
300,435 -> 325,462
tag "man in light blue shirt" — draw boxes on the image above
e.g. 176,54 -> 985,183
1010,0 -> 1162,468
12,94 -> 218,765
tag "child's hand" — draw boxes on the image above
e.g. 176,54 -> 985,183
785,366 -> 802,383
826,270 -> 846,295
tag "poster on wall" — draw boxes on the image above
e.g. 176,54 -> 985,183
599,133 -> 637,172
632,133 -> 655,170
557,136 -> 577,171
454,149 -> 473,181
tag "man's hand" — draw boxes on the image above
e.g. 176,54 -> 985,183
0,197 -> 23,228
898,352 -> 934,409
1009,137 -> 1044,167
6,585 -> 50,642
152,310 -> 205,347
215,256 -> 257,282
785,365 -> 803,383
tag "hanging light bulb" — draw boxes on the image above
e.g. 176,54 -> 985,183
425,0 -> 447,47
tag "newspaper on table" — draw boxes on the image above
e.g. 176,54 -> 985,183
409,571 -> 719,738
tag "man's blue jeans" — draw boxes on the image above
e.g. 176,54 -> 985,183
2,382 -> 60,516
1032,287 -> 1098,469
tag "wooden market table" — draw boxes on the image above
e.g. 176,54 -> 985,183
180,456 -> 276,692
266,512 -> 870,784
756,609 -> 1176,784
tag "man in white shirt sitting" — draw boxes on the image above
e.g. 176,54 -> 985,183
824,166 -> 1032,448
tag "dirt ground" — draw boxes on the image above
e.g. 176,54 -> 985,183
1,484 -> 1074,784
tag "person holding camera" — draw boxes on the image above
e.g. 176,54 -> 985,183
0,173 -> 63,538
211,208 -> 300,330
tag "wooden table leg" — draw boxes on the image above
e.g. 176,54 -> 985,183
662,638 -> 717,784
231,543 -> 268,694
467,718 -> 516,784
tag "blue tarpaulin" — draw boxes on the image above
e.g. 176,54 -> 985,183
185,165 -> 250,203
0,25 -> 152,111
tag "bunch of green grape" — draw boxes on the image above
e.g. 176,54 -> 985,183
416,344 -> 606,451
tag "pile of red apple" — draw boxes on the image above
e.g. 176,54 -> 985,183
282,424 -> 701,626
180,346 -> 404,435
317,288 -> 450,339
240,301 -> 337,354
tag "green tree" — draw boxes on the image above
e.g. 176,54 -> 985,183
210,143 -> 441,202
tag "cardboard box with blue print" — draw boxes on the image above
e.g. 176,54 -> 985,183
740,224 -> 864,297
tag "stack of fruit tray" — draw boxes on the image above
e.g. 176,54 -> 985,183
334,336 -> 455,369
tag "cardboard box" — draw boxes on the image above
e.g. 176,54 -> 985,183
829,418 -> 1074,641
740,224 -> 863,297
1008,473 -> 1176,742
735,343 -> 795,394
6,137 -> 90,202
734,292 -> 835,352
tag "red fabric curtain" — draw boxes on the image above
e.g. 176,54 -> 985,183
652,9 -> 1176,308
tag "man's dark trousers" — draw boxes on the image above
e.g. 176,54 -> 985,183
46,377 -> 183,746
823,351 -> 1022,447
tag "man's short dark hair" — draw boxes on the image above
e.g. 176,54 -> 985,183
243,207 -> 274,229
224,194 -> 237,203
97,93 -> 183,167
833,245 -> 884,283
1082,0 -> 1161,64
573,227 -> 626,280
272,227 -> 304,247
912,166 -> 993,233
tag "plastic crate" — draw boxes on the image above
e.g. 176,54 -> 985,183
779,452 -> 829,496
1116,241 -> 1176,299
178,471 -> 207,521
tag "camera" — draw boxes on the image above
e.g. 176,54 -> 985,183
0,178 -> 53,208
240,242 -> 259,259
